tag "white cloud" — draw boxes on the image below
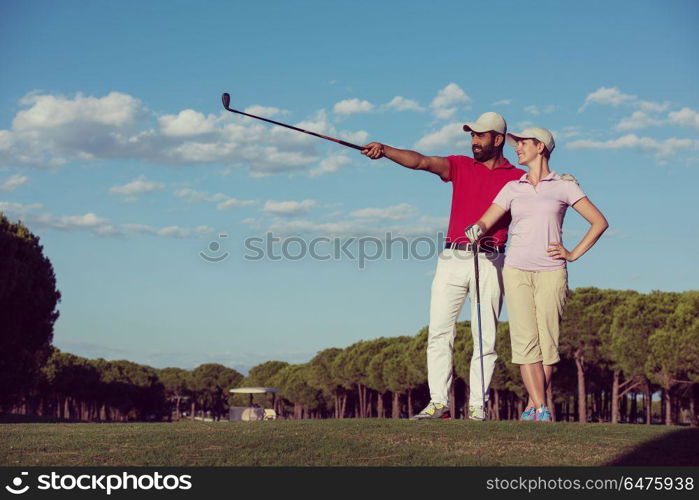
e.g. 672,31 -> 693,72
0,199 -> 216,238
260,110 -> 335,152
262,199 -> 317,216
581,87 -> 670,115
109,176 -> 165,199
431,83 -> 471,120
350,203 -> 417,220
385,96 -> 425,112
169,140 -> 234,162
267,219 -> 357,236
567,135 -> 659,151
333,98 -> 374,115
638,100 -> 670,113
0,92 -> 367,177
415,123 -> 470,152
55,213 -> 109,228
434,108 -> 457,120
615,111 -> 664,131
174,187 -> 222,203
174,187 -> 255,210
216,198 -> 256,211
265,213 -> 448,239
36,212 -> 119,236
0,174 -> 28,192
550,126 -> 582,139
309,154 -> 351,177
0,130 -> 14,150
158,109 -> 217,137
567,134 -> 699,158
612,106 -> 699,133
1,92 -> 150,166
245,148 -> 319,177
668,107 -> 699,132
431,83 -> 470,109
243,105 -> 287,117
579,86 -> 636,110
0,201 -> 43,212
0,202 -> 119,236
124,224 -> 213,238
13,91 -> 141,129
492,99 -> 511,106
524,104 -> 557,116
339,130 -> 369,145
409,215 -> 449,235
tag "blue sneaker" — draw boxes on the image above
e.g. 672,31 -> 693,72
534,405 -> 552,422
520,406 -> 536,421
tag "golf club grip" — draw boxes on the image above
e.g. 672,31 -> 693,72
222,98 -> 363,151
335,140 -> 364,151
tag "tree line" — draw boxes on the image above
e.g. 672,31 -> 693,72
8,351 -> 243,422
1,213 -> 697,424
239,287 -> 698,425
5,289 -> 698,425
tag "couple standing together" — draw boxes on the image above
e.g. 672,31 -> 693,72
361,111 -> 608,422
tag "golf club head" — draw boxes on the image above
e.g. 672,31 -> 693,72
221,93 -> 231,110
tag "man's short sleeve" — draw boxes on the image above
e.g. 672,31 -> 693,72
561,179 -> 586,206
492,182 -> 515,211
446,156 -> 469,184
442,156 -> 460,183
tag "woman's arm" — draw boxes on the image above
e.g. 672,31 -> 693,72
477,203 -> 508,233
465,203 -> 508,242
548,197 -> 609,262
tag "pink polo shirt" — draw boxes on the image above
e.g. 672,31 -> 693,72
492,171 -> 586,271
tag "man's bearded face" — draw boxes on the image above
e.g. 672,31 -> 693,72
471,132 -> 499,162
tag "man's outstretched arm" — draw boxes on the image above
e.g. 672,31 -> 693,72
361,142 -> 450,182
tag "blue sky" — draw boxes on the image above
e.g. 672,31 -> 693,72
1,0 -> 697,373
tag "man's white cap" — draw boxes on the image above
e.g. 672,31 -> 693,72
462,112 -> 507,135
506,127 -> 556,154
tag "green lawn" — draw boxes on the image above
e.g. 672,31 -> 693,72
2,419 -> 697,466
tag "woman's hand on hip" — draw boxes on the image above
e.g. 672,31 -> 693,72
548,242 -> 575,262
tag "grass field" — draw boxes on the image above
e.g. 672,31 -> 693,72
3,419 -> 698,467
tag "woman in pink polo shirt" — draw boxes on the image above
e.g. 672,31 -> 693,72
465,127 -> 608,422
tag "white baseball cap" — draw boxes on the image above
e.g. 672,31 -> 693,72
462,112 -> 507,135
506,127 -> 556,153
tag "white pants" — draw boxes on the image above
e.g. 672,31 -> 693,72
427,248 -> 505,407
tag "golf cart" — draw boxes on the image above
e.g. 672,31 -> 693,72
228,387 -> 279,421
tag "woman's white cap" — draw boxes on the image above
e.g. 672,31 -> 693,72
462,112 -> 507,134
506,127 -> 556,153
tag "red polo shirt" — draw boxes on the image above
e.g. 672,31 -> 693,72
444,155 -> 525,245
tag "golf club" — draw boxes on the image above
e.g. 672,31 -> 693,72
472,241 -> 487,420
221,93 -> 364,151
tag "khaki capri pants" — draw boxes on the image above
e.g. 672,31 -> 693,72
503,266 -> 568,365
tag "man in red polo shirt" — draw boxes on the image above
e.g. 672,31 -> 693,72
361,112 -> 525,420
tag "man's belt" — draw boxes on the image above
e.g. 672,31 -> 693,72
445,242 -> 506,253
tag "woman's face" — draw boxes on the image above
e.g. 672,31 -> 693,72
515,138 -> 540,166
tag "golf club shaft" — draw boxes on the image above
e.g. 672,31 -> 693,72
473,243 -> 487,415
221,93 -> 364,151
